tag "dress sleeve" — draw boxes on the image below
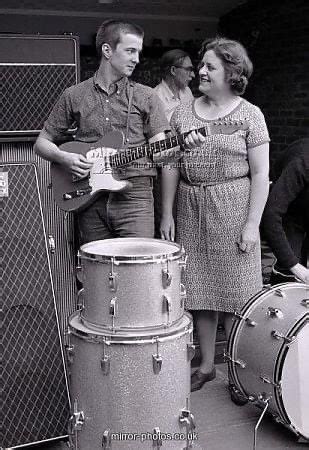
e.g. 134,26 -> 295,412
246,105 -> 270,149
262,155 -> 309,268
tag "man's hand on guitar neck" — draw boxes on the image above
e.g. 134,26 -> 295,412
183,129 -> 206,150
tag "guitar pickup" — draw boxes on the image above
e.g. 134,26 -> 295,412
63,187 -> 92,200
72,173 -> 90,183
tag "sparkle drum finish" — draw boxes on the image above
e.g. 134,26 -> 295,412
67,311 -> 195,449
78,238 -> 187,329
227,283 -> 309,440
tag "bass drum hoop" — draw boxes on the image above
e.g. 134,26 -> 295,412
79,237 -> 185,264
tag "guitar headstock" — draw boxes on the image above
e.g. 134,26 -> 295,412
209,119 -> 249,135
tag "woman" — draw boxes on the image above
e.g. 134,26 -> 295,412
160,37 -> 270,392
262,138 -> 309,285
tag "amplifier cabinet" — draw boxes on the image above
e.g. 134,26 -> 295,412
1,162 -> 71,448
0,34 -> 79,136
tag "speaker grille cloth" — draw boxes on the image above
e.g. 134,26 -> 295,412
0,65 -> 76,132
1,163 -> 70,447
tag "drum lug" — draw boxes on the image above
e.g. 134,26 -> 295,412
179,409 -> 196,433
76,250 -> 83,282
301,298 -> 309,308
162,295 -> 172,313
65,343 -> 75,365
48,234 -> 56,253
267,307 -> 283,319
224,351 -> 246,368
187,343 -> 196,361
101,355 -> 111,375
234,311 -> 257,327
271,330 -> 295,344
68,400 -> 85,434
109,258 -> 118,292
162,268 -> 172,288
273,288 -> 286,298
76,288 -> 84,310
153,338 -> 162,374
153,427 -> 163,448
109,297 -> 118,317
102,429 -> 112,449
109,273 -> 118,292
178,252 -> 187,271
152,354 -> 163,374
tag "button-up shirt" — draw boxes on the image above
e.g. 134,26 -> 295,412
43,75 -> 170,178
154,79 -> 194,122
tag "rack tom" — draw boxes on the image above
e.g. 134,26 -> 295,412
78,238 -> 187,330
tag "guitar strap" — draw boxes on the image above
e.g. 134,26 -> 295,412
124,81 -> 135,147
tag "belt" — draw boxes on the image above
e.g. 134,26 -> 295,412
181,177 -> 248,250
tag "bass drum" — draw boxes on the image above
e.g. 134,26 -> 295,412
78,238 -> 187,330
227,283 -> 309,441
67,312 -> 196,449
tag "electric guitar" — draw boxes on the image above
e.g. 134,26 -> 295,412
51,120 -> 249,212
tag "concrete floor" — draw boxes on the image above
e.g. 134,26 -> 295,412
21,361 -> 308,450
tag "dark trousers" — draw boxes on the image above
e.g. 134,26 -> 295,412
77,177 -> 154,245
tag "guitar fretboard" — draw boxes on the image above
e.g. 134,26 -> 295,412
109,120 -> 247,168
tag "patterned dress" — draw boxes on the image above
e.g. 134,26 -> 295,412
171,98 -> 270,312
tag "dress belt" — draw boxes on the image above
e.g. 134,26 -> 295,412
181,177 -> 248,251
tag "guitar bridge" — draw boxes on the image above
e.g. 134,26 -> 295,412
63,187 -> 92,200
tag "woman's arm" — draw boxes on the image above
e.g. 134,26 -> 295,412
238,142 -> 269,253
160,166 -> 180,241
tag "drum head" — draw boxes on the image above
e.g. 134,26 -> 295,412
280,321 -> 309,439
80,237 -> 183,261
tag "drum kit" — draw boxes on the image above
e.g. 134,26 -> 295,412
66,238 -> 196,450
65,237 -> 309,449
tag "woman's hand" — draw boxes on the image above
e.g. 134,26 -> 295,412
290,263 -> 309,284
160,213 -> 175,241
237,221 -> 259,253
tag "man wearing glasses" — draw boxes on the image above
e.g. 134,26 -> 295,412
154,49 -> 195,121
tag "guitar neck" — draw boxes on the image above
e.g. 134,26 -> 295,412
110,125 -> 209,168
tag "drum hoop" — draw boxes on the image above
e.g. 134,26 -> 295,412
79,238 -> 184,264
273,315 -> 309,428
69,312 -> 193,345
80,314 -> 183,332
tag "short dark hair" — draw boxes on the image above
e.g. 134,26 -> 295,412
199,37 -> 253,95
160,49 -> 191,78
96,19 -> 144,57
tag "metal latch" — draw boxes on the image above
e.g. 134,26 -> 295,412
152,338 -> 162,374
109,297 -> 118,317
234,311 -> 257,327
267,307 -> 283,319
102,429 -> 112,449
224,351 -> 246,368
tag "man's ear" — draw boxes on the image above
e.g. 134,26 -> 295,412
102,43 -> 112,59
170,66 -> 176,76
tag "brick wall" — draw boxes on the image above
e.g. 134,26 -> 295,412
218,0 -> 309,175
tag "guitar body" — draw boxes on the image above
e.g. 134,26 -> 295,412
51,132 -> 131,212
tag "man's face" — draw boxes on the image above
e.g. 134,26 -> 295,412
109,32 -> 143,78
173,56 -> 195,89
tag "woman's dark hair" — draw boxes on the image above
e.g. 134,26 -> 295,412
96,19 -> 144,57
199,37 -> 253,95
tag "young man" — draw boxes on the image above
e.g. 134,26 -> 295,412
35,20 -> 170,244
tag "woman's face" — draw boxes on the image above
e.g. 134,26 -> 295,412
198,49 -> 230,96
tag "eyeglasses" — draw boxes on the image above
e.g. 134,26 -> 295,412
174,65 -> 195,73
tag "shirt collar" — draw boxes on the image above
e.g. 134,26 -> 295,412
93,72 -> 129,95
